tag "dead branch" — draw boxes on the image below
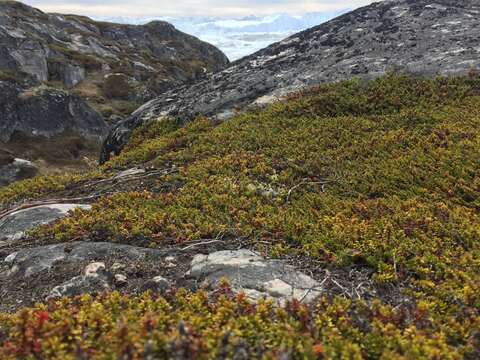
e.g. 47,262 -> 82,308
0,168 -> 179,221
285,178 -> 333,204
180,239 -> 226,252
179,230 -> 229,252
0,194 -> 109,221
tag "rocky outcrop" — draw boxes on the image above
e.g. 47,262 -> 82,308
0,152 -> 38,187
0,204 -> 91,244
0,1 -> 229,181
0,81 -> 108,143
2,242 -> 164,278
0,79 -> 108,180
188,250 -> 322,305
1,240 -> 388,312
101,0 -> 480,162
0,1 -> 229,118
0,241 -> 172,310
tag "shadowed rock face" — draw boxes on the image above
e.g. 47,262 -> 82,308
100,0 -> 480,163
0,81 -> 108,143
0,79 -> 108,180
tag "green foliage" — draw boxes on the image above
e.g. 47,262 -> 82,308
0,290 -> 476,359
1,74 -> 480,357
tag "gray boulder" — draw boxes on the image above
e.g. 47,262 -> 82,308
188,250 -> 323,305
4,244 -> 67,278
0,241 -> 170,308
0,82 -> 108,143
0,156 -> 38,187
140,275 -> 171,294
0,204 -> 91,243
0,80 -> 108,184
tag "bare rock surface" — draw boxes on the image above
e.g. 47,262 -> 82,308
0,204 -> 91,243
48,262 -> 113,299
0,79 -> 109,181
0,241 -> 175,311
101,0 -> 480,162
188,250 -> 323,304
2,242 -> 165,278
0,156 -> 38,187
2,245 -> 326,306
0,240 -> 410,312
3,244 -> 66,278
0,82 -> 109,143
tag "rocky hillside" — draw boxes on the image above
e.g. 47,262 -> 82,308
0,1 -> 229,118
0,1 -> 479,358
102,0 -> 480,161
0,1 -> 229,184
0,74 -> 479,358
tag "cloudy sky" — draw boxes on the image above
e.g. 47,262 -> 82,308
23,0 -> 376,17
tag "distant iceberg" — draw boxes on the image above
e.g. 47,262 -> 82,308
94,11 -> 349,60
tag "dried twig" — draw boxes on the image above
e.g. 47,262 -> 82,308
180,239 -> 226,252
0,168 -> 178,221
179,230 -> 229,252
0,194 -> 105,221
285,178 -> 334,204
85,168 -> 177,188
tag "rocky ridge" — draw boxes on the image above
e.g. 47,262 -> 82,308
0,1 -> 229,115
101,0 -> 480,162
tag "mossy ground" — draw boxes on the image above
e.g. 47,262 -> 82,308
0,74 -> 479,358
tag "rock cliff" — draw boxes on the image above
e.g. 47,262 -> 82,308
101,0 -> 480,162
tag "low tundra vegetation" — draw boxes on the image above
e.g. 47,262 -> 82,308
0,74 -> 479,358
1,289 -> 476,359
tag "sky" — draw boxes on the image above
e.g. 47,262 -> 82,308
23,0 -> 377,17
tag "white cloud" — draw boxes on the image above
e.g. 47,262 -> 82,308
23,0 -> 377,17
